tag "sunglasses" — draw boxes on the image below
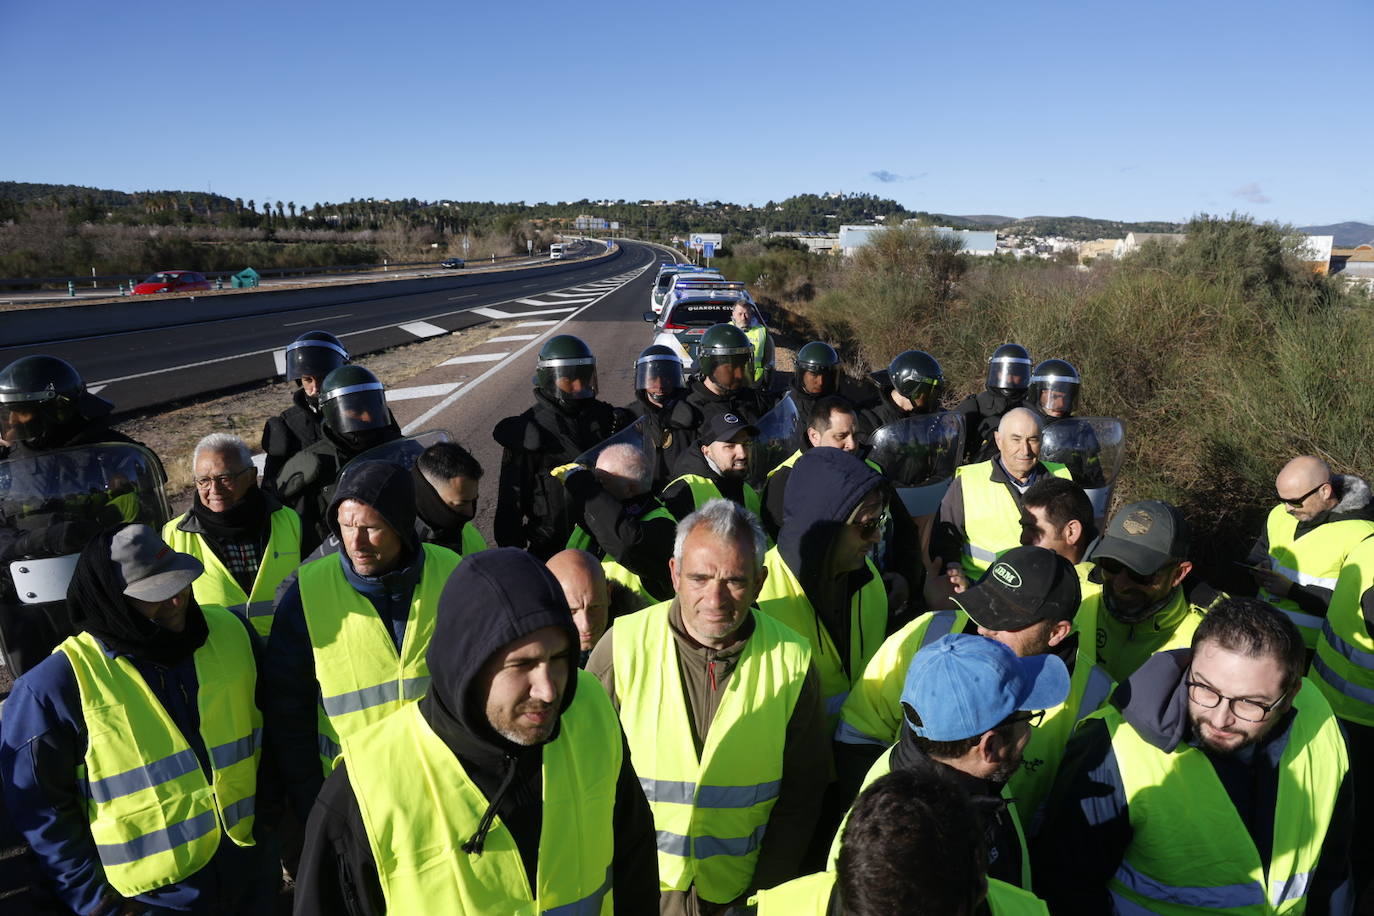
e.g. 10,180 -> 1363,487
1095,557 -> 1169,586
1277,483 -> 1325,508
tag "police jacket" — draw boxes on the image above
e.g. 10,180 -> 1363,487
562,467 -> 676,601
261,387 -> 324,493
682,379 -> 773,431
622,392 -> 697,490
1032,649 -> 1354,916
855,385 -> 918,447
492,390 -> 616,559
293,549 -> 659,916
956,390 -> 1024,463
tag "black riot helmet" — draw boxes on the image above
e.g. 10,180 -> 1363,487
1027,358 -> 1081,419
319,365 -> 390,434
0,355 -> 111,446
887,350 -> 945,413
794,341 -> 840,397
696,324 -> 754,391
635,344 -> 685,406
285,330 -> 349,384
986,343 -> 1032,398
534,335 -> 598,401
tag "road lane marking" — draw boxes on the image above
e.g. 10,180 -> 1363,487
514,320 -> 559,327
386,382 -> 463,400
447,294 -> 477,300
284,313 -> 351,327
273,349 -> 287,375
544,290 -> 599,299
400,321 -> 449,338
472,305 -> 577,319
439,352 -> 509,366
88,384 -> 107,395
489,334 -> 540,342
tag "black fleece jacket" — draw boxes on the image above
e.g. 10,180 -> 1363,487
292,548 -> 658,916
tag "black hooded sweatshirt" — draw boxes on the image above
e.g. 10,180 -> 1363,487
292,548 -> 658,916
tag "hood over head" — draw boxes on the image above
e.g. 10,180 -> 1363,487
778,447 -> 886,591
326,459 -> 419,555
1114,647 -> 1192,753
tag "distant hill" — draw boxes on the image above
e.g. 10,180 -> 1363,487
946,214 -> 1015,227
1299,222 -> 1374,247
0,181 -> 238,211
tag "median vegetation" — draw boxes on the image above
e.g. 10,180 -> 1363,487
749,216 -> 1374,564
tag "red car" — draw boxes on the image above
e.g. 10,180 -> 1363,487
132,270 -> 212,295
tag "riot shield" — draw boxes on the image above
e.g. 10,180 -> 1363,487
0,442 -> 169,674
867,411 -> 966,517
1040,416 -> 1126,516
746,393 -> 802,489
342,429 -> 452,474
573,416 -> 656,472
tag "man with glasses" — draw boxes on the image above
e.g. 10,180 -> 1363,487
163,434 -> 302,638
1083,499 -> 1226,683
1246,455 -> 1374,649
1033,597 -> 1353,915
833,633 -> 1069,890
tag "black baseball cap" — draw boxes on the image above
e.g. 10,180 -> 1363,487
698,411 -> 759,446
1087,499 -> 1190,576
954,545 -> 1081,631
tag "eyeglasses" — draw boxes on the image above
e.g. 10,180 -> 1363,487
1185,676 -> 1287,723
194,467 -> 254,489
1003,709 -> 1045,729
851,509 -> 891,536
1095,557 -> 1168,586
1277,483 -> 1325,508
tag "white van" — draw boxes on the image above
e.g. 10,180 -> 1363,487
549,243 -> 565,260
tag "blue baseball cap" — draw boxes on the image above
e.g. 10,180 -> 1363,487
901,634 -> 1070,741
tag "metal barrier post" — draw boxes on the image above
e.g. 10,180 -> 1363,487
68,281 -> 75,297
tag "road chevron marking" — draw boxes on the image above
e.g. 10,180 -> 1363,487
387,382 -> 463,400
399,321 -> 449,338
472,305 -> 578,319
439,352 -> 509,366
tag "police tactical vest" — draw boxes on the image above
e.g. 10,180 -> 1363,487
342,671 -> 620,915
613,603 -> 811,903
164,505 -> 302,638
1261,505 -> 1374,648
299,543 -> 462,772
1312,535 -> 1374,725
1102,682 -> 1346,915
956,460 -> 1071,577
59,604 -> 260,897
756,546 -> 887,730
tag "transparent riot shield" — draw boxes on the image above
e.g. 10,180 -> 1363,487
867,411 -> 966,518
746,393 -> 802,490
0,442 -> 169,673
574,416 -> 655,472
342,429 -> 452,474
1040,416 -> 1126,517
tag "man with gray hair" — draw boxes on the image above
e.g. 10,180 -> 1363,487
558,441 -> 677,604
163,433 -> 302,638
587,499 -> 829,915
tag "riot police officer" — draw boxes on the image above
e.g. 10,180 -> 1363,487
0,356 -> 150,461
1026,358 -> 1081,422
621,344 -> 695,489
492,335 -> 616,559
683,323 -> 774,430
858,349 -> 945,445
788,340 -> 842,426
956,343 -> 1032,462
275,364 -> 401,552
262,330 -> 349,492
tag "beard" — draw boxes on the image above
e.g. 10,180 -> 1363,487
1189,711 -> 1275,756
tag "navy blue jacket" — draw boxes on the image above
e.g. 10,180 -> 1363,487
0,615 -> 273,914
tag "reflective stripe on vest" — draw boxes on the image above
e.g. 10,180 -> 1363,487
666,474 -> 762,520
955,461 -> 1070,577
163,506 -> 302,638
1103,682 -> 1346,914
300,543 -> 462,775
60,604 -> 261,897
835,610 -> 965,748
1313,536 -> 1374,725
613,602 -> 810,902
343,671 -> 619,915
756,545 -> 887,733
1262,506 -> 1374,646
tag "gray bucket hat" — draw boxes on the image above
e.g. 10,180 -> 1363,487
110,524 -> 203,602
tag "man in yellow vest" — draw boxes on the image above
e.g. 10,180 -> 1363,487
1085,499 -> 1227,683
933,407 -> 1071,586
262,460 -> 462,821
1246,456 -> 1374,649
750,769 -> 1050,914
546,548 -> 610,665
1033,597 -> 1353,914
663,411 -> 763,522
412,440 -> 488,557
732,300 -> 770,386
0,524 -> 274,912
294,548 -> 659,915
587,499 -> 830,914
163,433 -> 302,639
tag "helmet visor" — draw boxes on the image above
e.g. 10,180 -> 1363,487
321,382 -> 389,433
1031,375 -> 1079,415
987,357 -> 1031,392
285,339 -> 349,381
635,355 -> 684,400
895,375 -> 944,410
538,358 -> 598,401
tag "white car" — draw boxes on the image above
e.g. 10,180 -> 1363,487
652,268 -> 724,315
643,288 -> 771,378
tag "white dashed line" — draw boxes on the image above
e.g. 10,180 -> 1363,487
399,321 -> 449,338
514,320 -> 559,327
472,306 -> 578,319
488,334 -> 540,342
273,350 -> 287,376
386,382 -> 464,400
439,352 -> 509,366
284,313 -> 351,326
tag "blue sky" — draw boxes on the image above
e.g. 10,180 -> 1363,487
2,0 -> 1368,226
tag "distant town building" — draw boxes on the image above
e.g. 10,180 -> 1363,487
764,231 -> 839,254
1077,238 -> 1120,263
1114,232 -> 1186,258
573,215 -> 611,230
837,224 -> 997,257
1295,235 -> 1334,275
1330,245 -> 1374,279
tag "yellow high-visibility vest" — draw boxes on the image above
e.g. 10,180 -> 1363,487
1102,682 -> 1346,914
749,872 -> 1048,915
955,460 -> 1070,578
613,602 -> 810,903
299,543 -> 462,772
164,505 -> 302,638
1090,587 -> 1210,685
566,503 -> 675,604
665,473 -> 762,520
60,604 -> 260,897
342,671 -> 620,915
743,325 -> 768,382
1261,505 -> 1374,648
1313,536 -> 1374,724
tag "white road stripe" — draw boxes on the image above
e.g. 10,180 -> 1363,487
448,294 -> 476,300
488,334 -> 540,342
400,321 -> 449,338
386,382 -> 463,400
472,305 -> 578,319
273,349 -> 287,376
284,313 -> 351,326
544,290 -> 599,299
87,384 -> 107,395
440,352 -> 509,366
514,320 -> 559,327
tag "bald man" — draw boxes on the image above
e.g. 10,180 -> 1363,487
547,548 -> 611,665
933,407 -> 1074,582
1247,455 -> 1374,648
